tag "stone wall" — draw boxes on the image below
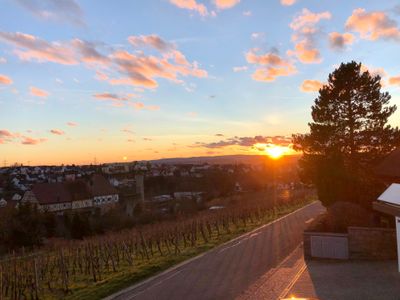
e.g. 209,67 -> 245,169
348,226 -> 397,260
304,227 -> 397,260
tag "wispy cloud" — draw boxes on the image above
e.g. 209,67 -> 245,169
196,135 -> 292,148
0,74 -> 13,85
30,86 -> 49,98
66,122 -> 78,127
50,129 -> 65,135
14,0 -> 85,27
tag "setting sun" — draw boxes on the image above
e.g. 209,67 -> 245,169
265,145 -> 288,159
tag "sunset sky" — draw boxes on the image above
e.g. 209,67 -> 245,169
1,0 -> 400,165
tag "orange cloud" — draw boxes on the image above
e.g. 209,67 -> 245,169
290,9 -> 331,31
329,32 -> 354,50
0,31 -> 207,91
246,49 -> 296,82
128,102 -> 160,111
169,0 -> 208,16
346,8 -> 400,41
0,31 -> 77,65
50,129 -> 65,135
360,64 -> 387,79
288,9 -> 331,64
389,76 -> 400,86
71,39 -> 110,65
300,79 -> 323,92
280,0 -> 296,6
93,92 -> 129,101
67,122 -> 78,127
21,136 -> 47,145
110,49 -> 207,89
213,0 -> 240,9
30,86 -> 49,98
0,74 -> 13,85
128,35 -> 174,52
288,41 -> 321,63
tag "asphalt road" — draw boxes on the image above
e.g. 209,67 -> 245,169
107,201 -> 325,300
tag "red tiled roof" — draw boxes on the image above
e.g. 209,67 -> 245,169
32,183 -> 71,204
87,174 -> 118,197
32,174 -> 117,204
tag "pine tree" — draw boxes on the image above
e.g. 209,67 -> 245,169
293,61 -> 400,207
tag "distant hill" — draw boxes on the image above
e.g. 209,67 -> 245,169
148,154 -> 300,165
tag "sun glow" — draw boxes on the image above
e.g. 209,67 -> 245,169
265,145 -> 288,159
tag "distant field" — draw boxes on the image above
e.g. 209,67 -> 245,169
0,189 -> 315,300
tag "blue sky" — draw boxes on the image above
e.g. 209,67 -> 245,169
1,0 -> 400,165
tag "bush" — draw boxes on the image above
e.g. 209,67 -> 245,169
306,201 -> 374,233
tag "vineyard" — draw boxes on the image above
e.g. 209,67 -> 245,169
0,189 -> 314,300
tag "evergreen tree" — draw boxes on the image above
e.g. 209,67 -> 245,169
293,61 -> 400,207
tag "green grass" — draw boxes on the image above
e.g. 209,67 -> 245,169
63,199 -> 314,300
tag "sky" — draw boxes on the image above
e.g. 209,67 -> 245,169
1,0 -> 400,165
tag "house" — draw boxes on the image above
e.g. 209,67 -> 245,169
87,174 -> 119,209
23,183 -> 72,212
22,174 -> 118,213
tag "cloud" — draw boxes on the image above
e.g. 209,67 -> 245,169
128,35 -> 174,52
389,76 -> 400,86
251,32 -> 265,40
21,136 -> 47,145
0,74 -> 13,85
93,92 -> 128,101
215,133 -> 224,137
198,135 -> 292,148
110,49 -> 207,88
288,9 -> 331,64
66,122 -> 78,127
122,128 -> 135,134
329,32 -> 354,50
128,102 -> 160,111
281,0 -> 296,6
187,111 -> 197,117
290,9 -> 331,31
243,10 -> 251,16
15,0 -> 85,26
233,66 -> 248,72
143,137 -> 153,141
0,57 -> 6,63
50,129 -> 65,135
0,130 -> 47,145
0,31 -> 77,65
169,0 -> 208,16
30,86 -> 49,98
360,64 -> 387,79
300,79 -> 323,92
246,49 -> 296,82
0,130 -> 14,138
213,0 -> 240,10
0,31 -> 207,90
345,8 -> 400,41
71,39 -> 110,65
